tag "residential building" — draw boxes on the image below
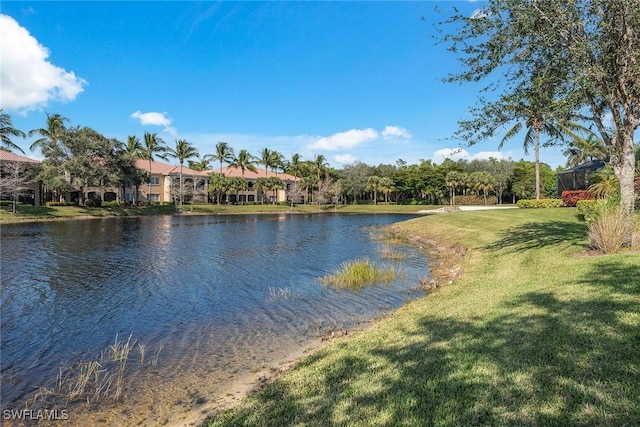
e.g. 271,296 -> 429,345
134,159 -> 210,204
217,166 -> 298,204
0,151 -> 42,206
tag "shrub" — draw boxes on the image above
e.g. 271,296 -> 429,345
454,195 -> 498,206
85,198 -> 102,207
576,200 -> 601,222
561,190 -> 593,207
45,201 -> 77,207
588,208 -> 635,254
516,199 -> 564,208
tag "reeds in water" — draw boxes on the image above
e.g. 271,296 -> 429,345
268,286 -> 296,300
378,244 -> 407,260
321,258 -> 401,290
32,333 -> 164,407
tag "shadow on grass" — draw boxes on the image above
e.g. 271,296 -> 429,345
1,204 -> 177,221
485,221 -> 588,252
1,205 -> 57,218
207,263 -> 640,426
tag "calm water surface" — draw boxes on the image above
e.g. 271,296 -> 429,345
1,213 -> 428,423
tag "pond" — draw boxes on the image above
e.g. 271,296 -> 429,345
0,213 -> 429,425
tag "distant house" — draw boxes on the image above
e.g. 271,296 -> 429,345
556,159 -> 606,197
134,159 -> 210,204
218,166 -> 298,204
0,151 -> 42,206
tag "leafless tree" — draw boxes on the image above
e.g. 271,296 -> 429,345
0,160 -> 33,213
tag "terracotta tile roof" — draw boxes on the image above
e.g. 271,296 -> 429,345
135,158 -> 210,177
216,165 -> 297,181
0,151 -> 41,163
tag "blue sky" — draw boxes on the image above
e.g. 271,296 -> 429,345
1,1 -> 572,169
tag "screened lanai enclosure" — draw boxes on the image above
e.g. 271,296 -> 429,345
556,159 -> 606,197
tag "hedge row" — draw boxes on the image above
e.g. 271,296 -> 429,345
453,195 -> 498,206
45,202 -> 77,207
516,199 -> 564,208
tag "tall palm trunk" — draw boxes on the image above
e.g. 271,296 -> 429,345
533,120 -> 542,200
179,163 -> 183,208
148,159 -> 153,204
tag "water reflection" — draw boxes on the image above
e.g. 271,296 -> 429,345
1,213 -> 428,421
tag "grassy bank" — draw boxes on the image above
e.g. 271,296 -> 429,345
0,203 -> 428,224
205,208 -> 640,426
0,204 -> 177,223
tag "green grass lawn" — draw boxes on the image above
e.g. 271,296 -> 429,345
0,203 -> 431,224
205,208 -> 640,426
0,204 -> 177,223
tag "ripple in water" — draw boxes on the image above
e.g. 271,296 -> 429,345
0,213 -> 429,425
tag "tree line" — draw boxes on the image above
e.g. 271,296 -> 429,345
2,109 -> 591,207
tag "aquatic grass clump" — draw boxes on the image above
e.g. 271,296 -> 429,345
367,227 -> 407,246
268,286 -> 296,300
31,334 -> 164,408
321,258 -> 400,290
378,244 -> 407,260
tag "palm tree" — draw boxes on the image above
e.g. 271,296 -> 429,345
123,135 -> 143,204
469,171 -> 494,205
138,132 -> 167,203
378,177 -> 395,204
366,176 -> 381,205
259,147 -> 273,178
313,154 -> 329,182
205,141 -> 234,203
0,109 -> 26,154
167,139 -> 199,207
301,175 -> 317,204
206,141 -> 235,175
270,150 -> 285,175
125,135 -> 142,157
228,149 -> 257,204
28,112 -> 68,153
227,176 -> 248,205
499,77 -> 590,200
588,165 -> 619,199
445,171 -> 466,205
563,134 -> 608,167
188,155 -> 211,172
288,153 -> 302,182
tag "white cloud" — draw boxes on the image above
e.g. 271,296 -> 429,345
381,126 -> 412,140
470,9 -> 488,19
472,151 -> 508,161
130,110 -> 178,137
433,147 -> 509,163
334,154 -> 356,164
130,110 -> 173,127
0,14 -> 87,112
307,128 -> 378,151
433,147 -> 469,162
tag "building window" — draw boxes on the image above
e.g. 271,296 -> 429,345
149,193 -> 160,202
151,176 -> 160,186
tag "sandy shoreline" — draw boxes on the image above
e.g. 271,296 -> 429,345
189,219 -> 467,426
